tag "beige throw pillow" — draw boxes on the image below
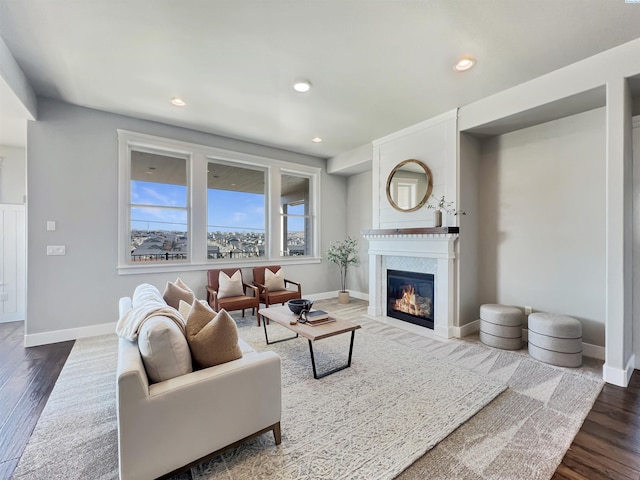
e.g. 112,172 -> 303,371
178,299 -> 193,320
138,316 -> 193,383
265,268 -> 286,291
163,279 -> 195,309
185,301 -> 242,368
218,270 -> 244,299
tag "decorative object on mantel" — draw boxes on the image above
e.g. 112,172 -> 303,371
425,195 -> 466,227
327,236 -> 360,304
386,159 -> 433,212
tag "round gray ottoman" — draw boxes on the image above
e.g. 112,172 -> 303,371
528,313 -> 582,368
479,304 -> 523,350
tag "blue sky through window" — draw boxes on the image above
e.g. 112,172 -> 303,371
131,181 -> 305,233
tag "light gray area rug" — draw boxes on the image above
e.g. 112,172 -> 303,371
13,299 -> 604,480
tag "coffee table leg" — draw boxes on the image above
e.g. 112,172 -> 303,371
262,314 -> 299,345
308,330 -> 356,379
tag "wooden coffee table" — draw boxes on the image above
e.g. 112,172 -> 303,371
259,305 -> 361,379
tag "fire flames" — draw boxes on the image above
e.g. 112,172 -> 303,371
393,284 -> 431,317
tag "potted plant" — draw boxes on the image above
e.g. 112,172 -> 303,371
327,236 -> 360,304
425,195 -> 466,227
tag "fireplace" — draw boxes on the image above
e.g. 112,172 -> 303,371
386,269 -> 434,329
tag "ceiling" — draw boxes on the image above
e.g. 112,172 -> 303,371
2,1 -> 640,159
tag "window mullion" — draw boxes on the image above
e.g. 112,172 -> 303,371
269,166 -> 282,258
191,152 -> 208,264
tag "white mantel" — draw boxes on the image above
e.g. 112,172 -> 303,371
363,228 -> 459,339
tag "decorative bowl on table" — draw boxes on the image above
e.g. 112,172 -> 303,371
288,299 -> 313,315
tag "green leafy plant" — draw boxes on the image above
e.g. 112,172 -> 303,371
425,195 -> 466,216
326,237 -> 360,293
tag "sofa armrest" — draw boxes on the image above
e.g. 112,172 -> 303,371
117,350 -> 281,480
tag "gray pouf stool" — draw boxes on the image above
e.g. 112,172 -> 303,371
528,313 -> 582,368
479,304 -> 523,350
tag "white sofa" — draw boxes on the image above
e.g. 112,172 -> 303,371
117,295 -> 282,480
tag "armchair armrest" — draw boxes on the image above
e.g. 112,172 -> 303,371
284,279 -> 302,293
253,281 -> 267,294
206,286 -> 218,305
243,282 -> 259,297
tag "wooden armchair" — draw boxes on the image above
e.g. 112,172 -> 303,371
252,265 -> 302,317
206,268 -> 260,325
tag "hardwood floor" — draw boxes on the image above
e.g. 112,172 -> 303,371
553,371 -> 640,480
1,319 -> 639,479
0,321 -> 74,479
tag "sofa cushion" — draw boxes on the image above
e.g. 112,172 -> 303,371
163,279 -> 195,309
138,315 -> 193,383
218,270 -> 244,299
185,301 -> 243,369
265,268 -> 285,291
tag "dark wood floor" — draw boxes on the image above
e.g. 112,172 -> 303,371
0,321 -> 74,479
1,320 -> 640,479
553,371 -> 640,480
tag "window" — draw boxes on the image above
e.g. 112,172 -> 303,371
207,161 -> 266,260
281,173 -> 311,256
130,151 -> 189,262
118,130 -> 320,272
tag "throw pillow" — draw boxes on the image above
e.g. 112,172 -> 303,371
264,268 -> 286,291
163,280 -> 195,310
178,299 -> 193,321
178,298 -> 209,320
138,316 -> 193,383
185,301 -> 243,369
218,270 -> 244,299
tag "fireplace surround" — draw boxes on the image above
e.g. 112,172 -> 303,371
363,227 -> 459,339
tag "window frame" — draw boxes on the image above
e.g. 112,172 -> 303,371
118,130 -> 321,275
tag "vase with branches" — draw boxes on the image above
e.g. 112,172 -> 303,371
327,236 -> 360,303
425,195 -> 466,226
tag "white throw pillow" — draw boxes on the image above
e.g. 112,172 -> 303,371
218,270 -> 244,299
138,316 -> 193,383
265,268 -> 286,291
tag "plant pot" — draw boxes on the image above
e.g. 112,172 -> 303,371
338,291 -> 350,304
434,210 -> 442,227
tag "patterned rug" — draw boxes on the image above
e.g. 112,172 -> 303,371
13,299 -> 604,479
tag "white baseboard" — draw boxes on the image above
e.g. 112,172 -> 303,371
24,322 -> 116,347
603,354 -> 635,387
455,319 -> 480,337
305,290 -> 369,302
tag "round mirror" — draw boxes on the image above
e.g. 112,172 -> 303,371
385,159 -> 433,212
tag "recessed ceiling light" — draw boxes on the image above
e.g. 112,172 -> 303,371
454,57 -> 476,72
171,97 -> 186,107
293,80 -> 312,93
311,137 -> 322,143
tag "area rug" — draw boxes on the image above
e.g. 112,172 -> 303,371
12,299 -> 604,480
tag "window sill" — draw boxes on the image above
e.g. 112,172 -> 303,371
117,256 -> 322,275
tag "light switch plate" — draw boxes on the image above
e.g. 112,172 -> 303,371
47,221 -> 56,231
47,245 -> 66,255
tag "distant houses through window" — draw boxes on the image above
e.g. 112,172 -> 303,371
118,130 -> 320,271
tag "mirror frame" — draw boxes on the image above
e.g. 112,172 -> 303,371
385,159 -> 434,212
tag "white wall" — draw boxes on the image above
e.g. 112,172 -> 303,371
26,98 -> 348,341
346,170 -> 371,296
372,111 -> 458,230
477,108 -> 606,346
0,145 -> 26,204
